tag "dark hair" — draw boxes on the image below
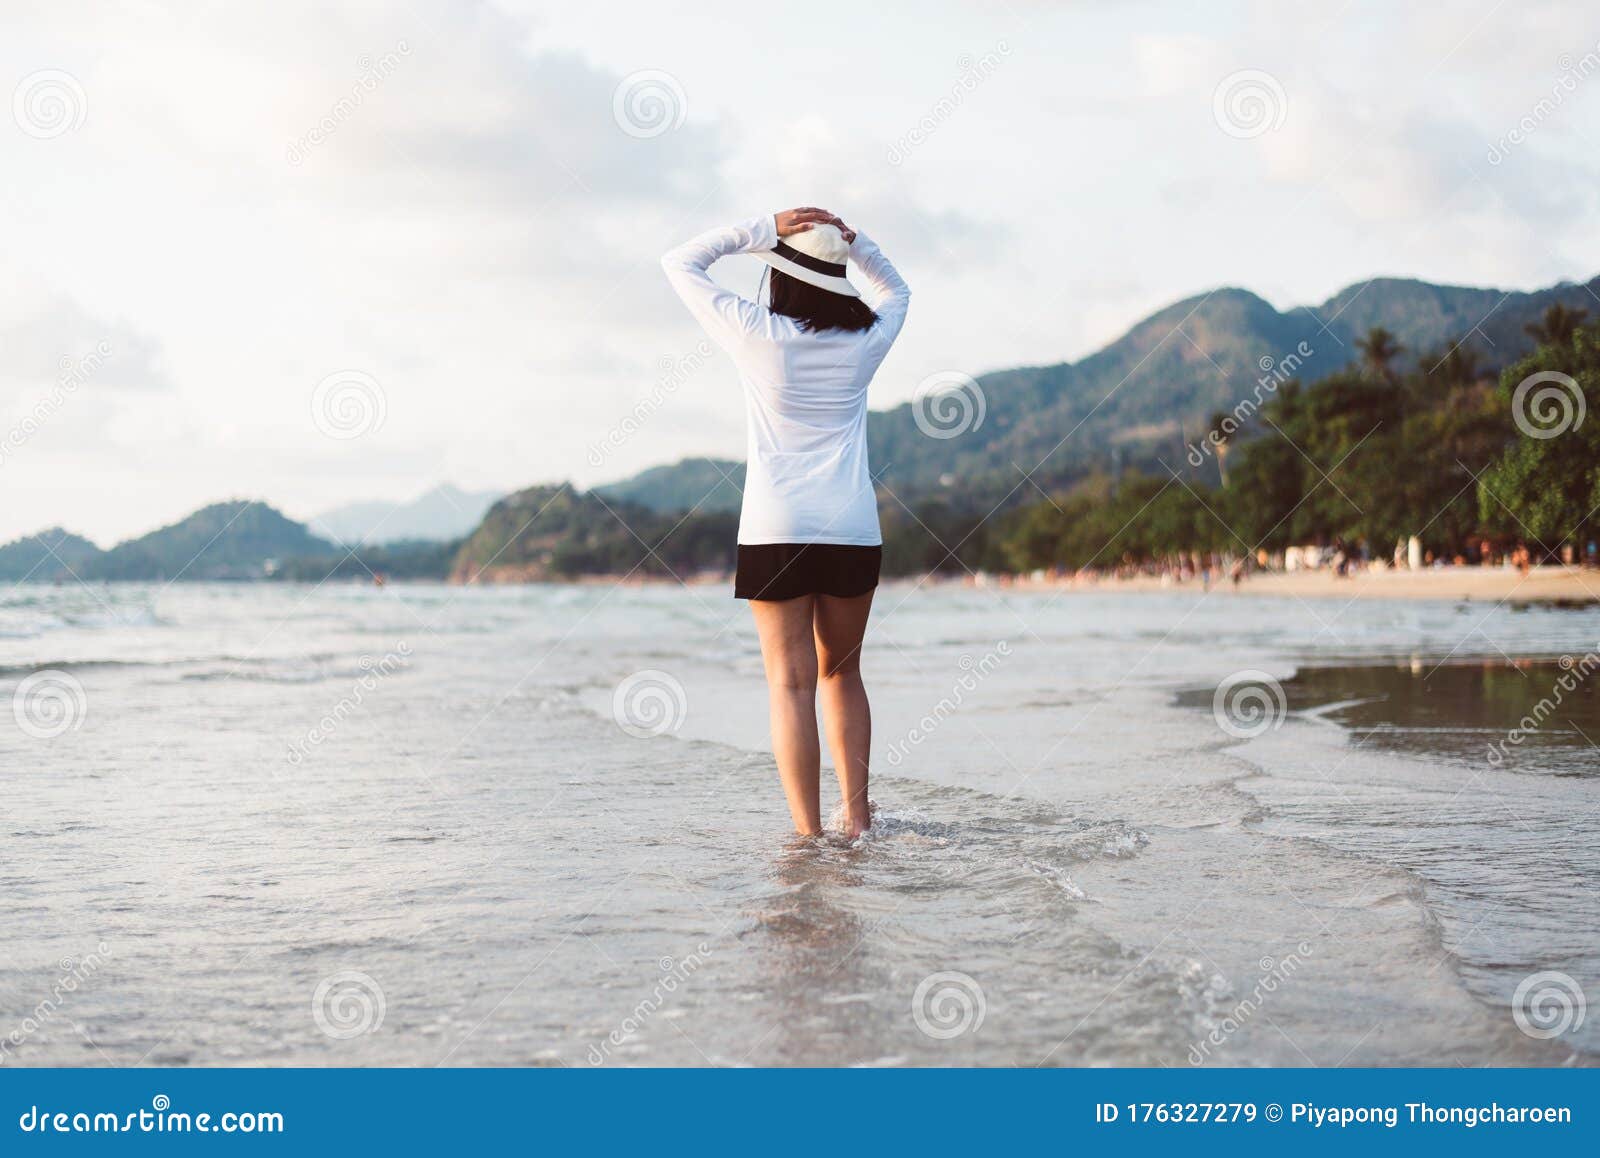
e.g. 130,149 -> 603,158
765,267 -> 877,333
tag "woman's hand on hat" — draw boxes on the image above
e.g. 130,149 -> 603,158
775,207 -> 855,243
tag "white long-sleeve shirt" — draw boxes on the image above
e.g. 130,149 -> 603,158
660,215 -> 911,546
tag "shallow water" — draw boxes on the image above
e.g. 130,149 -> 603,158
1,581 -> 1595,1066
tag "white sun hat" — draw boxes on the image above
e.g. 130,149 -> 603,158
755,222 -> 860,298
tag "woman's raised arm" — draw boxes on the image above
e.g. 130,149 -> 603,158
846,227 -> 911,344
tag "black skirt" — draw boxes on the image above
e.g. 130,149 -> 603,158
734,543 -> 882,601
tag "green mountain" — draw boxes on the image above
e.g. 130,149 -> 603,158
451,484 -> 735,582
0,527 -> 105,582
91,500 -> 336,580
867,274 -> 1600,496
594,457 -> 744,514
603,273 -> 1600,506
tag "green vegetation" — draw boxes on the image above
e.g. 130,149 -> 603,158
891,313 -> 1597,576
6,279 -> 1595,587
0,527 -> 104,582
451,485 -> 736,581
864,275 -> 1599,498
0,502 -> 337,582
593,457 -> 744,514
269,539 -> 463,582
1477,321 -> 1600,549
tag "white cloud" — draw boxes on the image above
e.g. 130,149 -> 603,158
1,0 -> 1597,544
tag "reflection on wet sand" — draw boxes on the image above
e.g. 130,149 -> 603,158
1282,656 -> 1599,775
745,839 -> 892,1064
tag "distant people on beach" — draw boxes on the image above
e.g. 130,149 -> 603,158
971,533 -> 1579,589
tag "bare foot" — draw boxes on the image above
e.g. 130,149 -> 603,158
833,797 -> 874,840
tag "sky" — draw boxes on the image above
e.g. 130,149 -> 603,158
3,0 -> 1598,545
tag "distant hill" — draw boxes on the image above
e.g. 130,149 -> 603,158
92,501 -> 335,580
451,484 -> 735,582
309,483 -> 504,545
0,527 -> 105,581
594,458 -> 743,514
598,273 -> 1600,506
864,274 -> 1600,496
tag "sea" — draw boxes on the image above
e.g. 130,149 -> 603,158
2,579 -> 1596,1067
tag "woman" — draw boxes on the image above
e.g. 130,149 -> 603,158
661,207 -> 911,839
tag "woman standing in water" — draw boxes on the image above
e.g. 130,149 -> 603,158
662,207 -> 911,839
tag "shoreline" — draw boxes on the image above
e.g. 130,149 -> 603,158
978,564 -> 1600,605
16,564 -> 1599,606
465,563 -> 1600,605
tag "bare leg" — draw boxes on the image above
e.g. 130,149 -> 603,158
750,595 -> 821,836
814,591 -> 874,838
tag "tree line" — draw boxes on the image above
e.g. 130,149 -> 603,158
879,307 -> 1600,577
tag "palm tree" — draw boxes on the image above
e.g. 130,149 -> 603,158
1523,302 -> 1589,349
1356,326 -> 1404,382
1206,409 -> 1235,487
1432,342 -> 1484,388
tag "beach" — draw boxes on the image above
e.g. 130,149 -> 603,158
995,564 -> 1600,605
2,580 -> 1596,1066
